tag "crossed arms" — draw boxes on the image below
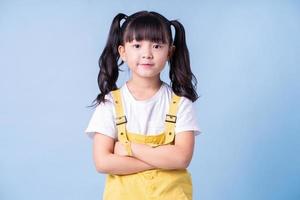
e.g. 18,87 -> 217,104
92,131 -> 195,175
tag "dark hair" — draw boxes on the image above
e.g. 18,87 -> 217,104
88,11 -> 199,108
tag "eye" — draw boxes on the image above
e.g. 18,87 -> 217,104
133,44 -> 140,48
153,44 -> 163,49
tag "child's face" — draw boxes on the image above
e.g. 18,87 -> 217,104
118,40 -> 174,80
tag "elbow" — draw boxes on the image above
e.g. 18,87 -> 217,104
95,164 -> 108,174
179,160 -> 190,169
177,156 -> 192,169
95,161 -> 107,173
94,157 -> 111,174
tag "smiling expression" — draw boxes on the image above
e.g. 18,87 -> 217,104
118,40 -> 174,79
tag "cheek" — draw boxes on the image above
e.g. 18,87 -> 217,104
126,52 -> 138,60
160,49 -> 170,58
158,52 -> 169,62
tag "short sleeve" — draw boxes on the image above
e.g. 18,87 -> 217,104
175,97 -> 202,136
84,98 -> 117,140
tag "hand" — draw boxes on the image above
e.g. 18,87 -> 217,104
114,141 -> 129,156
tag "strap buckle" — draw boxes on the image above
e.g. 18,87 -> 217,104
116,116 -> 127,126
165,114 -> 177,123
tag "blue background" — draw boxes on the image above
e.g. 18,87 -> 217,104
1,1 -> 299,200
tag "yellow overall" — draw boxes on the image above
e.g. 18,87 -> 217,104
103,89 -> 193,200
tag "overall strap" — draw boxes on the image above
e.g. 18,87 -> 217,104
164,93 -> 181,144
111,89 -> 132,155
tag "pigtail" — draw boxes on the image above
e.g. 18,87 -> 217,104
169,20 -> 199,102
90,13 -> 127,107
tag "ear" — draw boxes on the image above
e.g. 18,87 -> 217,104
118,45 -> 126,62
168,45 -> 176,59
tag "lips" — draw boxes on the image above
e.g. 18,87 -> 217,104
139,63 -> 154,67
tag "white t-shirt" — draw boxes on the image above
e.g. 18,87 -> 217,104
85,81 -> 202,139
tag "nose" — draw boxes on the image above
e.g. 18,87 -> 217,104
142,46 -> 153,59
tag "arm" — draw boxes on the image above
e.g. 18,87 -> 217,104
116,131 -> 195,170
93,132 -> 155,175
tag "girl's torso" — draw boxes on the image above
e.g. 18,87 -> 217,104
102,87 -> 193,200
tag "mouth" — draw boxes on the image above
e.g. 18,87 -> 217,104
139,63 -> 154,68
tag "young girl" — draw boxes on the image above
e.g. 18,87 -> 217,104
85,10 -> 201,200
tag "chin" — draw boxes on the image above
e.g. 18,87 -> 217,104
135,72 -> 159,78
135,71 -> 156,77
